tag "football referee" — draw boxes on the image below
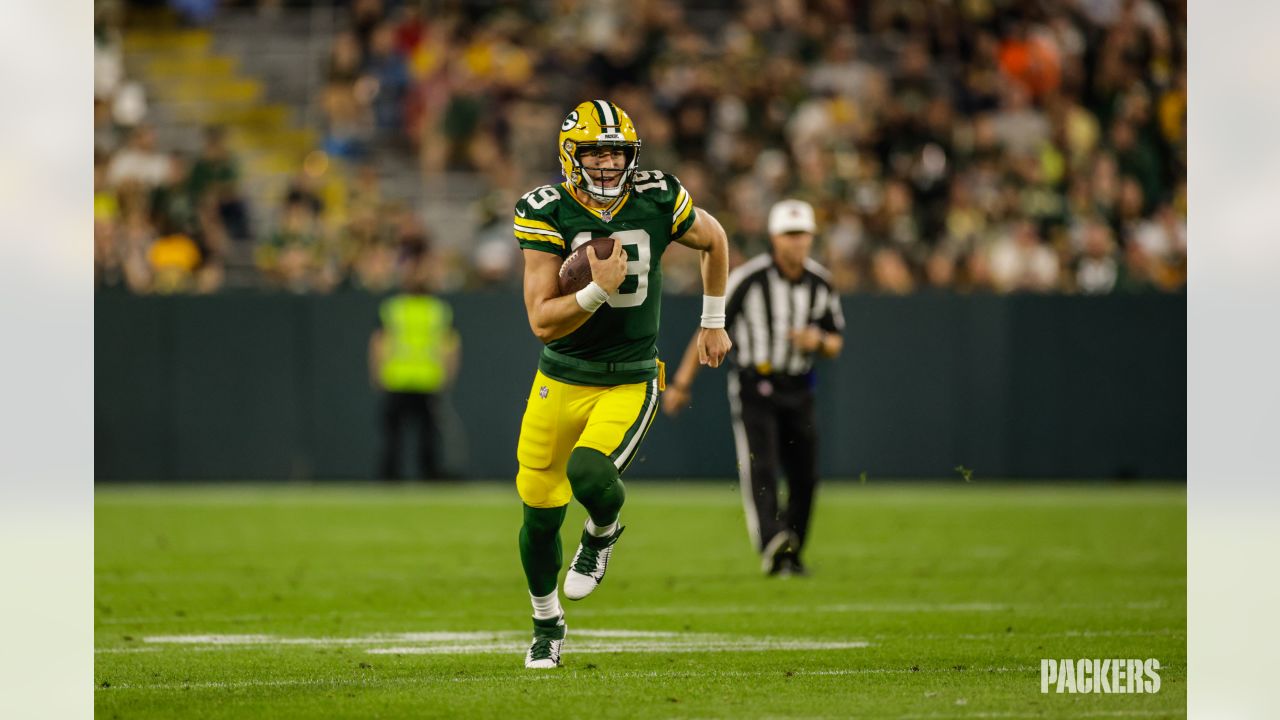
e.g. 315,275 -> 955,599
663,199 -> 844,576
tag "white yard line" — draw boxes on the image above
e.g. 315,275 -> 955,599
137,629 -> 684,646
96,625 -> 1182,656
130,631 -> 870,657
141,632 -> 511,645
368,640 -> 872,655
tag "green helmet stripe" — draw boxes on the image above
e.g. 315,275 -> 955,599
594,99 -> 616,128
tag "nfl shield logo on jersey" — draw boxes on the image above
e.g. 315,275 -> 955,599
539,386 -> 549,399
601,209 -> 612,222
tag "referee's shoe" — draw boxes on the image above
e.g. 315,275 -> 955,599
763,531 -> 806,577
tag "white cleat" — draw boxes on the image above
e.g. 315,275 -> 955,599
524,615 -> 566,669
563,524 -> 625,600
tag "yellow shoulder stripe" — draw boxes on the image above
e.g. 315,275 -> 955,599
514,216 -> 560,235
673,187 -> 690,211
514,229 -> 565,248
671,198 -> 695,234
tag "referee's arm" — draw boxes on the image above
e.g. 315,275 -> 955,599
661,333 -> 702,417
662,269 -> 750,417
814,289 -> 845,358
802,326 -> 842,358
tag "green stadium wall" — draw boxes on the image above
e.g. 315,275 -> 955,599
95,292 -> 1186,481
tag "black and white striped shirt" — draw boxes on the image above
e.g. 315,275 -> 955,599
724,254 -> 845,377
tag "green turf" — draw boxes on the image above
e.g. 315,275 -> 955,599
95,481 -> 1186,718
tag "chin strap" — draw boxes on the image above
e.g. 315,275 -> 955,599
576,174 -> 627,202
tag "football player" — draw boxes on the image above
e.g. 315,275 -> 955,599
513,100 -> 732,668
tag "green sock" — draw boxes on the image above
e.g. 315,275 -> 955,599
519,503 -> 567,597
566,447 -> 626,527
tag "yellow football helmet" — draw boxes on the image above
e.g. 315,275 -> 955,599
557,100 -> 642,202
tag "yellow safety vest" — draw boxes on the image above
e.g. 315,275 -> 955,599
379,294 -> 454,393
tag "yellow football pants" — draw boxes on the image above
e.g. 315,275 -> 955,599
515,369 -> 662,508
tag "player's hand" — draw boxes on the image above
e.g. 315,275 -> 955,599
789,326 -> 824,353
661,383 -> 691,417
697,327 -> 732,368
588,239 -> 627,294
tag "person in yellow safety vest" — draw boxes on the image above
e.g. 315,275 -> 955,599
369,257 -> 460,480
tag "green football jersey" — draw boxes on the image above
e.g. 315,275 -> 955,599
513,171 -> 697,386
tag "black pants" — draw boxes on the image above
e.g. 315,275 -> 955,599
728,372 -> 819,557
379,391 -> 441,480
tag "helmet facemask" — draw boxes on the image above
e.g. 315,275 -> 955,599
566,140 -> 641,202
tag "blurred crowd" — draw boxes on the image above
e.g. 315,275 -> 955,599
95,3 -> 234,294
96,0 -> 1186,296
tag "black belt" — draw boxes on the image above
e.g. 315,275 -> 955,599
738,368 -> 811,389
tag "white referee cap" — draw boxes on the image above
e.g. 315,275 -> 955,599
768,199 -> 816,235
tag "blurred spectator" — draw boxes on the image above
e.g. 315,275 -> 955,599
171,0 -> 219,26
285,170 -> 326,218
1109,117 -> 1163,212
322,31 -> 375,160
111,81 -> 150,129
147,229 -> 203,294
94,98 -> 121,157
352,239 -> 399,293
94,154 -> 119,231
257,200 -> 324,292
116,192 -> 160,293
188,126 -> 250,241
149,154 -> 195,239
989,221 -> 1060,293
1131,203 -> 1187,291
95,155 -> 125,290
107,125 -> 169,190
997,19 -> 1061,100
466,194 -> 521,290
351,0 -> 385,59
364,24 -> 411,136
870,247 -> 915,295
94,11 -> 124,101
393,3 -> 426,55
924,249 -> 959,291
990,84 -> 1050,158
1073,220 -> 1120,294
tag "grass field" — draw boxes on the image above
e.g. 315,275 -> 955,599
94,481 -> 1186,718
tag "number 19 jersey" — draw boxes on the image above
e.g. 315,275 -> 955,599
514,171 -> 697,386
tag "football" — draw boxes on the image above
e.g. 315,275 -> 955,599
557,237 -> 618,296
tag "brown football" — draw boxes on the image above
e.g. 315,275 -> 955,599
557,237 -> 618,296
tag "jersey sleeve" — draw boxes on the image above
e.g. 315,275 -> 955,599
668,175 -> 697,241
817,282 -> 845,334
513,188 -> 567,256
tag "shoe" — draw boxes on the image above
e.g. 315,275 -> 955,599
564,524 -> 625,600
761,531 -> 798,575
524,614 -> 566,669
783,554 -> 809,577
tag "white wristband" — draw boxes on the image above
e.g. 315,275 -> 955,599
575,281 -> 610,313
701,294 -> 726,329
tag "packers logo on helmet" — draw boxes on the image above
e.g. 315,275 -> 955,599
558,100 -> 642,202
